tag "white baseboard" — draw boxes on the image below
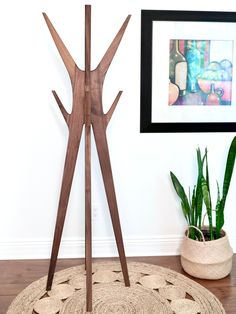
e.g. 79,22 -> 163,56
0,235 -> 183,260
0,235 -> 235,260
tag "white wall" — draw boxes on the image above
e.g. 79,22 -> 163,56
0,0 -> 236,259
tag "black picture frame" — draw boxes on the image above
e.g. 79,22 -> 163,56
140,10 -> 236,133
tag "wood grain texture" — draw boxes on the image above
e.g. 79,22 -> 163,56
43,5 -> 131,311
84,5 -> 92,312
43,13 -> 78,84
96,15 -> 131,79
92,119 -> 130,287
0,255 -> 235,314
88,15 -> 131,287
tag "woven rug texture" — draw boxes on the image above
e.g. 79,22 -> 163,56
7,261 -> 225,314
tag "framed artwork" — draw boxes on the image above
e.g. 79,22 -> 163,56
140,10 -> 236,132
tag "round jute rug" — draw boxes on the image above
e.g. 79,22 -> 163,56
7,261 -> 225,314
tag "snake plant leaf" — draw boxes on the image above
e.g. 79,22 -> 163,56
195,148 -> 205,229
196,148 -> 204,177
181,201 -> 189,223
214,136 -> 236,237
215,181 -> 222,239
191,186 -> 196,225
205,148 -> 212,210
201,176 -> 214,240
201,177 -> 211,210
216,180 -> 221,203
170,171 -> 190,223
216,180 -> 221,218
216,200 -> 224,238
221,136 -> 236,208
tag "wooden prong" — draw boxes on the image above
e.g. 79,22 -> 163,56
92,121 -> 130,287
52,91 -> 70,126
96,15 -> 131,81
105,91 -> 122,127
43,13 -> 78,85
85,125 -> 92,312
46,127 -> 83,291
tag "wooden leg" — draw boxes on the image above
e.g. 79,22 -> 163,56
92,123 -> 130,287
46,131 -> 82,291
84,5 -> 92,311
85,124 -> 92,312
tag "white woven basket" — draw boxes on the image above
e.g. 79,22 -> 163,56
181,228 -> 233,280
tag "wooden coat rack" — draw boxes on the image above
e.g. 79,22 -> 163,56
43,5 -> 131,312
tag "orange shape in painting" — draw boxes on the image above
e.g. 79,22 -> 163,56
169,80 -> 179,105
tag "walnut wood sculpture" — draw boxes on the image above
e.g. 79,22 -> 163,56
43,5 -> 131,312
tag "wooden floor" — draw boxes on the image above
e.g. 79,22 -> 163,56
0,255 -> 235,313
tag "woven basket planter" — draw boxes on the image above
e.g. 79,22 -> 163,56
181,229 -> 233,280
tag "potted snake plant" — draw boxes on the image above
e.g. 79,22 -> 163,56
170,137 -> 236,279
